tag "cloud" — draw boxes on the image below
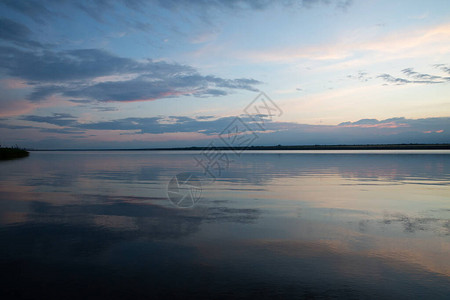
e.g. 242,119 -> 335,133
347,71 -> 371,82
68,99 -> 92,104
377,74 -> 413,85
71,115 -> 450,139
0,123 -> 34,130
0,47 -> 183,82
401,68 -> 443,81
0,47 -> 261,102
345,66 -> 450,86
14,114 -> 287,137
2,115 -> 449,148
74,1 -> 115,22
433,64 -> 450,75
0,18 -> 43,48
27,86 -> 64,101
0,0 -> 353,34
21,113 -> 77,127
353,66 -> 450,86
77,116 -> 239,135
377,67 -> 450,85
152,0 -> 353,11
60,74 -> 260,102
16,114 -> 449,139
92,106 -> 119,112
238,23 -> 450,64
339,118 -> 380,126
38,127 -> 86,135
338,117 -> 447,132
0,0 -> 53,24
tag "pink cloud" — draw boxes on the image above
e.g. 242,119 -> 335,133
423,129 -> 444,134
0,96 -> 77,117
233,22 -> 450,64
0,79 -> 29,89
0,100 -> 36,117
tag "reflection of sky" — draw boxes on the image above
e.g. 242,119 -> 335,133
0,151 -> 449,298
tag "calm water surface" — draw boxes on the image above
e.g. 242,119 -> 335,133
0,150 -> 449,299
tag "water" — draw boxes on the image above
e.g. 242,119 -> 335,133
0,150 -> 449,299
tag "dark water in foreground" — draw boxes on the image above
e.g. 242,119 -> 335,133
0,150 -> 449,299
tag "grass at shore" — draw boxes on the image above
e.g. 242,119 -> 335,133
0,146 -> 29,160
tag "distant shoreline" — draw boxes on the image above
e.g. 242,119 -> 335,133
29,144 -> 450,151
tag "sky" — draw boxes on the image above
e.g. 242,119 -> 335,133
0,0 -> 449,149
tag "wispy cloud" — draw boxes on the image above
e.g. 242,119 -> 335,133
152,0 -> 353,12
345,66 -> 450,86
0,17 -> 43,48
235,23 -> 450,64
377,67 -> 450,85
346,71 -> 371,82
0,47 -> 192,83
21,113 -> 78,127
433,64 -> 450,75
1,0 -> 353,32
0,0 -> 53,24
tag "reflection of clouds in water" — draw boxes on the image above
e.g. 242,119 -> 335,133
205,207 -> 260,224
0,195 -> 265,297
276,212 -> 450,278
1,152 -> 197,190
382,211 -> 450,236
217,153 -> 450,186
294,206 -> 450,237
336,157 -> 449,184
0,193 -> 262,258
192,238 -> 450,299
0,199 -> 203,259
0,197 -> 263,298
303,211 -> 450,279
25,172 -> 76,188
2,153 -> 449,195
0,152 -> 449,298
2,224 -> 448,299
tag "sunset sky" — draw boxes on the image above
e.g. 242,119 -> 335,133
0,0 -> 449,149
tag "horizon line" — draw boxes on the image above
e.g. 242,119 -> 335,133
26,143 -> 450,151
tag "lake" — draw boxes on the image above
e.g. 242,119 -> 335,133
0,150 -> 449,299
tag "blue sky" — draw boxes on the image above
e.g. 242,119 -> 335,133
0,0 -> 449,148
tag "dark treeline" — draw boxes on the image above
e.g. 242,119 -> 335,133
0,146 -> 30,160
